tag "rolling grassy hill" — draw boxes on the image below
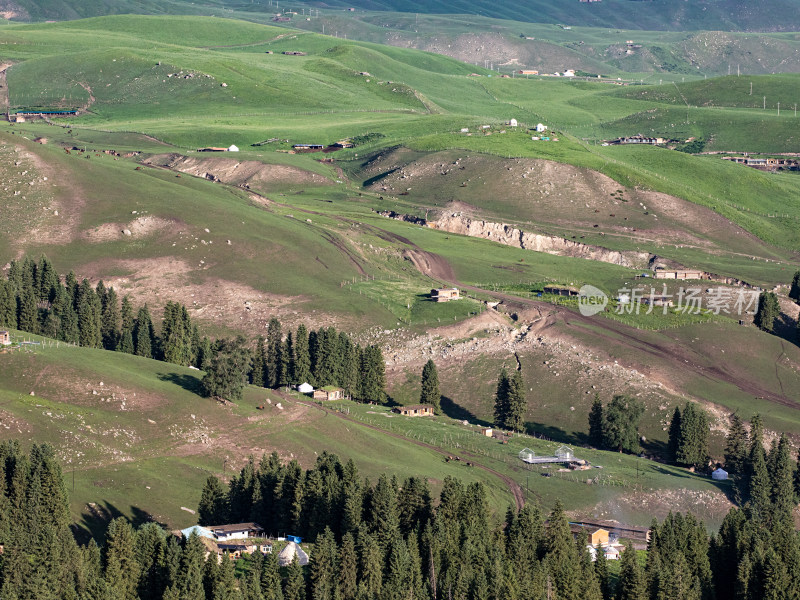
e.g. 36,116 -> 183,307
11,0 -> 800,32
0,331 -> 736,535
2,14 -> 800,535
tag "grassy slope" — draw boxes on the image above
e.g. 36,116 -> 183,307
15,0 -> 800,32
0,334 -> 733,532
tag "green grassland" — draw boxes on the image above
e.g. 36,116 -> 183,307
15,0 -> 800,34
0,334 -> 734,532
1,14 -> 800,535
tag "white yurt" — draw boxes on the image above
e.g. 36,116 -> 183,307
297,382 -> 314,395
227,144 -> 239,152
278,541 -> 310,566
711,467 -> 728,481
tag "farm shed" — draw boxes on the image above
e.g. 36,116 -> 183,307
653,269 -> 705,280
481,427 -> 493,437
297,382 -> 314,394
431,288 -> 460,302
712,468 -> 728,481
0,331 -> 10,345
542,285 -> 579,297
393,405 -> 434,417
641,295 -> 674,308
208,522 -> 264,541
313,387 -> 343,401
278,541 -> 310,566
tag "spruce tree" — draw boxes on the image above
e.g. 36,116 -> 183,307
602,395 -> 644,454
676,402 -> 710,470
588,394 -> 604,448
505,369 -> 526,433
134,305 -> 155,359
419,359 -> 441,414
261,550 -> 284,600
0,280 -> 17,329
754,291 -> 780,333
266,318 -> 283,388
790,271 -> 800,302
493,368 -> 510,430
337,532 -> 358,600
359,345 -> 386,404
104,517 -> 141,600
617,541 -> 646,600
748,432 -> 771,520
769,434 -> 796,522
543,500 -> 578,599
310,527 -> 337,600
251,337 -> 266,387
294,324 -> 312,385
198,475 -> 229,525
101,286 -> 120,350
201,337 -> 253,402
667,405 -> 682,463
214,552 -> 241,600
284,556 -> 306,600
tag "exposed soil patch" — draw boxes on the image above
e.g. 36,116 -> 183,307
144,153 -> 333,192
79,257 -> 340,334
587,487 -> 734,524
82,215 -> 178,243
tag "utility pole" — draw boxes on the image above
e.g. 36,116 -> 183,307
737,64 -> 740,76
764,96 -> 766,110
750,82 -> 753,95
778,102 -> 780,116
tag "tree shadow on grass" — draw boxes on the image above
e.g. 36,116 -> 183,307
72,501 -> 167,544
158,372 -> 204,396
440,395 -> 492,427
525,422 -> 589,447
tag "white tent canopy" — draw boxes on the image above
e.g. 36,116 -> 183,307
228,144 -> 239,152
298,382 -> 314,394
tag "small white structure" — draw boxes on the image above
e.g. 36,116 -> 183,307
278,541 -> 310,566
556,445 -> 574,460
712,467 -> 728,481
460,128 -> 469,133
227,144 -> 239,152
535,123 -> 548,132
297,382 -> 314,395
519,448 -> 536,462
563,69 -> 575,77
508,118 -> 518,127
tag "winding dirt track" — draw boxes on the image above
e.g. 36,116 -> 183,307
285,394 -> 526,511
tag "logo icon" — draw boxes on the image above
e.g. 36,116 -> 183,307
578,285 -> 608,316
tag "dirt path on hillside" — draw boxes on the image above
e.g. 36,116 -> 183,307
287,394 -> 526,510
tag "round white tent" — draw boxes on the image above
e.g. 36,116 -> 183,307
298,382 -> 314,395
227,144 -> 239,152
278,541 -> 309,566
712,467 -> 728,481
